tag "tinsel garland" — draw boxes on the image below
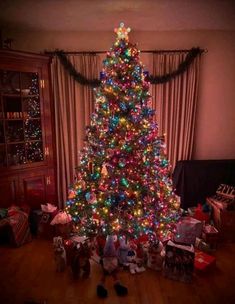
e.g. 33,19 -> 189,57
55,47 -> 202,87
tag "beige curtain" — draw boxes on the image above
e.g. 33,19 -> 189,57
151,52 -> 201,170
51,54 -> 101,207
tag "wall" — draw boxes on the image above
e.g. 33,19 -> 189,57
3,29 -> 235,160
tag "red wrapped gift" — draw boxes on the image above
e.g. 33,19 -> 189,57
174,216 -> 203,245
194,204 -> 210,223
194,250 -> 216,272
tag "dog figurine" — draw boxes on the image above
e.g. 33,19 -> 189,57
53,236 -> 66,272
147,239 -> 164,271
71,241 -> 91,279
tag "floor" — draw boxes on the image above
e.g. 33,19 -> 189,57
0,238 -> 235,304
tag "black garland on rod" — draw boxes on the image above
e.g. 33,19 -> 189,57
54,47 -> 203,87
56,50 -> 101,86
149,47 -> 202,84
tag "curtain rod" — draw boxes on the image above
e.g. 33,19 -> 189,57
45,48 -> 207,55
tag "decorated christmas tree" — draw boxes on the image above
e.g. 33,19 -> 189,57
66,23 -> 180,240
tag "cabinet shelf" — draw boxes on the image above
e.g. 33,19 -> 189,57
6,140 -> 25,144
26,117 -> 40,120
1,94 -> 39,98
4,118 -> 23,121
3,117 -> 40,121
6,139 -> 42,144
1,94 -> 21,98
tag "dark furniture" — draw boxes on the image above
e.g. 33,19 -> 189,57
0,49 -> 57,209
173,159 -> 235,209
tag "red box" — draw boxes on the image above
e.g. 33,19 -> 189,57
194,250 -> 216,272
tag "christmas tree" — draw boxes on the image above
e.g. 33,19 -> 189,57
66,23 -> 180,240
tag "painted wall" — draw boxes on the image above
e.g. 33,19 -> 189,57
3,29 -> 235,160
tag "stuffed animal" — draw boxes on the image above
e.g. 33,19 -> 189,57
126,243 -> 146,274
97,235 -> 128,298
53,236 -> 66,272
147,239 -> 164,271
136,242 -> 148,266
117,236 -> 130,266
71,241 -> 91,279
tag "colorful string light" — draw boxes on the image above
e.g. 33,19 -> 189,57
66,23 -> 181,240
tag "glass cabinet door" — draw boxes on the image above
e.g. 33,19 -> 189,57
0,117 -> 6,167
0,70 -> 44,167
0,70 -> 20,94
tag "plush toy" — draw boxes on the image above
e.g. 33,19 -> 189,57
71,240 -> 91,279
117,236 -> 130,266
97,235 -> 128,298
136,242 -> 148,266
147,239 -> 164,271
126,243 -> 146,274
53,236 -> 66,272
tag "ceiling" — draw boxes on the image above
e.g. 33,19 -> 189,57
0,0 -> 235,32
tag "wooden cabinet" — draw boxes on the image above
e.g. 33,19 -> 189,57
0,49 -> 57,208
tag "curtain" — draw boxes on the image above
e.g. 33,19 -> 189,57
151,52 -> 201,170
51,54 -> 101,207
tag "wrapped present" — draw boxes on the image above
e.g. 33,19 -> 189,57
163,240 -> 195,283
64,235 -> 91,267
202,225 -> 219,249
207,184 -> 235,242
194,250 -> 216,272
193,204 -> 210,223
174,216 -> 203,245
0,206 -> 32,247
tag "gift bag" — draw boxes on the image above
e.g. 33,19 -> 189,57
174,217 -> 203,245
38,212 -> 55,239
51,211 -> 73,239
202,225 -> 219,249
38,204 -> 58,239
163,240 -> 195,283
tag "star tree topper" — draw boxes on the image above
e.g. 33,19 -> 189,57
114,22 -> 131,41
